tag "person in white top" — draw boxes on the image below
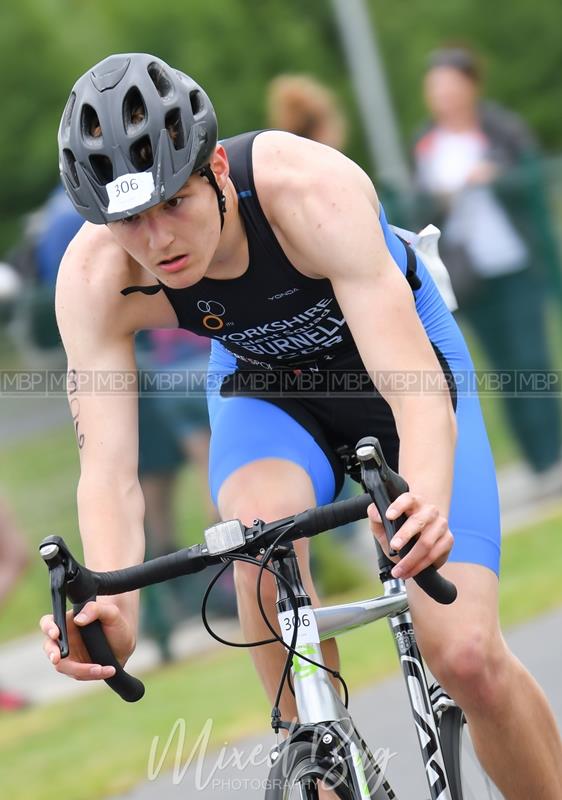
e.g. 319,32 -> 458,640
413,45 -> 562,493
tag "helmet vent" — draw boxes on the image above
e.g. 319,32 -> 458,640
63,149 -> 80,188
123,87 -> 146,134
147,63 -> 173,98
130,136 -> 154,170
62,93 -> 76,132
165,108 -> 184,150
189,89 -> 204,117
89,154 -> 114,185
82,104 -> 102,141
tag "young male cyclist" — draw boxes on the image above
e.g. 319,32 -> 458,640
40,54 -> 562,798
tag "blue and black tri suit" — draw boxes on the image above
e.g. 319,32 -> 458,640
125,131 -> 501,576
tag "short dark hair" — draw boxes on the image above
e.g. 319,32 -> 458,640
426,46 -> 482,83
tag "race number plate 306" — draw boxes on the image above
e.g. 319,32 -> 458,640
278,607 -> 320,646
107,172 -> 155,214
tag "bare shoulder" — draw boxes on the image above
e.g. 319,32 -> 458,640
57,223 -> 131,305
251,131 -> 380,278
251,130 -> 378,223
56,223 -> 176,343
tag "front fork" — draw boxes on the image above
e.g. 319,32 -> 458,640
384,577 -> 453,800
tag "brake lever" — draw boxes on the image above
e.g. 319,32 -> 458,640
39,535 -> 146,701
39,535 -> 98,657
355,436 -> 457,605
356,437 -> 408,557
39,536 -> 76,657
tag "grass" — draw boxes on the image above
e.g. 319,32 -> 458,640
1,507 -> 562,800
0,327 -> 23,370
498,507 -> 562,626
0,426 -> 81,642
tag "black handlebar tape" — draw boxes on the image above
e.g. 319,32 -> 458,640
73,602 -> 145,703
67,548 -> 208,703
394,530 -> 458,605
292,493 -> 371,538
94,545 -> 208,596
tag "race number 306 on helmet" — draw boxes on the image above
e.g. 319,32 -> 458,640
58,53 -> 220,225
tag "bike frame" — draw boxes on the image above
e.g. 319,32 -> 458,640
272,543 -> 455,800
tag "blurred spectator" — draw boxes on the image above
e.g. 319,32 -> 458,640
266,74 -> 348,151
4,185 -> 82,357
0,496 -> 30,710
413,45 -> 562,494
136,329 -> 235,661
35,185 -> 85,288
0,262 -> 22,327
136,329 -> 214,536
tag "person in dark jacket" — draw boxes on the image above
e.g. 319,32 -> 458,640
413,46 -> 561,492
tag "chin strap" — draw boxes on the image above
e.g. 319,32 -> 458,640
121,283 -> 163,296
200,164 -> 227,230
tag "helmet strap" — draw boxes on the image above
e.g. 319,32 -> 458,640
200,165 -> 227,230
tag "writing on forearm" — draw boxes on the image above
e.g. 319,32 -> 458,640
67,369 -> 85,450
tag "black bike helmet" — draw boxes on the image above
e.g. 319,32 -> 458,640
58,53 -> 220,225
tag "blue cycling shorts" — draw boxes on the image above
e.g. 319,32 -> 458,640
205,236 -> 501,577
206,347 -> 501,577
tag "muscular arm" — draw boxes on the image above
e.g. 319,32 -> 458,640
42,224 -> 179,677
55,227 -> 146,621
330,224 -> 457,520
258,134 -> 457,528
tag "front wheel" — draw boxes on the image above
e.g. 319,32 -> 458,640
440,706 -> 504,799
264,739 -> 394,800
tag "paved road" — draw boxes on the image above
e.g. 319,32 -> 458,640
109,606 -> 562,799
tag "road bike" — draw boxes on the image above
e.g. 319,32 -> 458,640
40,436 -> 502,798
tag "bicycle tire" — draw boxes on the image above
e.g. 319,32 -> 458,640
439,706 -> 503,799
264,739 -> 395,800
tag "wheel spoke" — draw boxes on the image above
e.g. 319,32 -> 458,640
438,705 -> 505,799
460,726 -> 503,799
